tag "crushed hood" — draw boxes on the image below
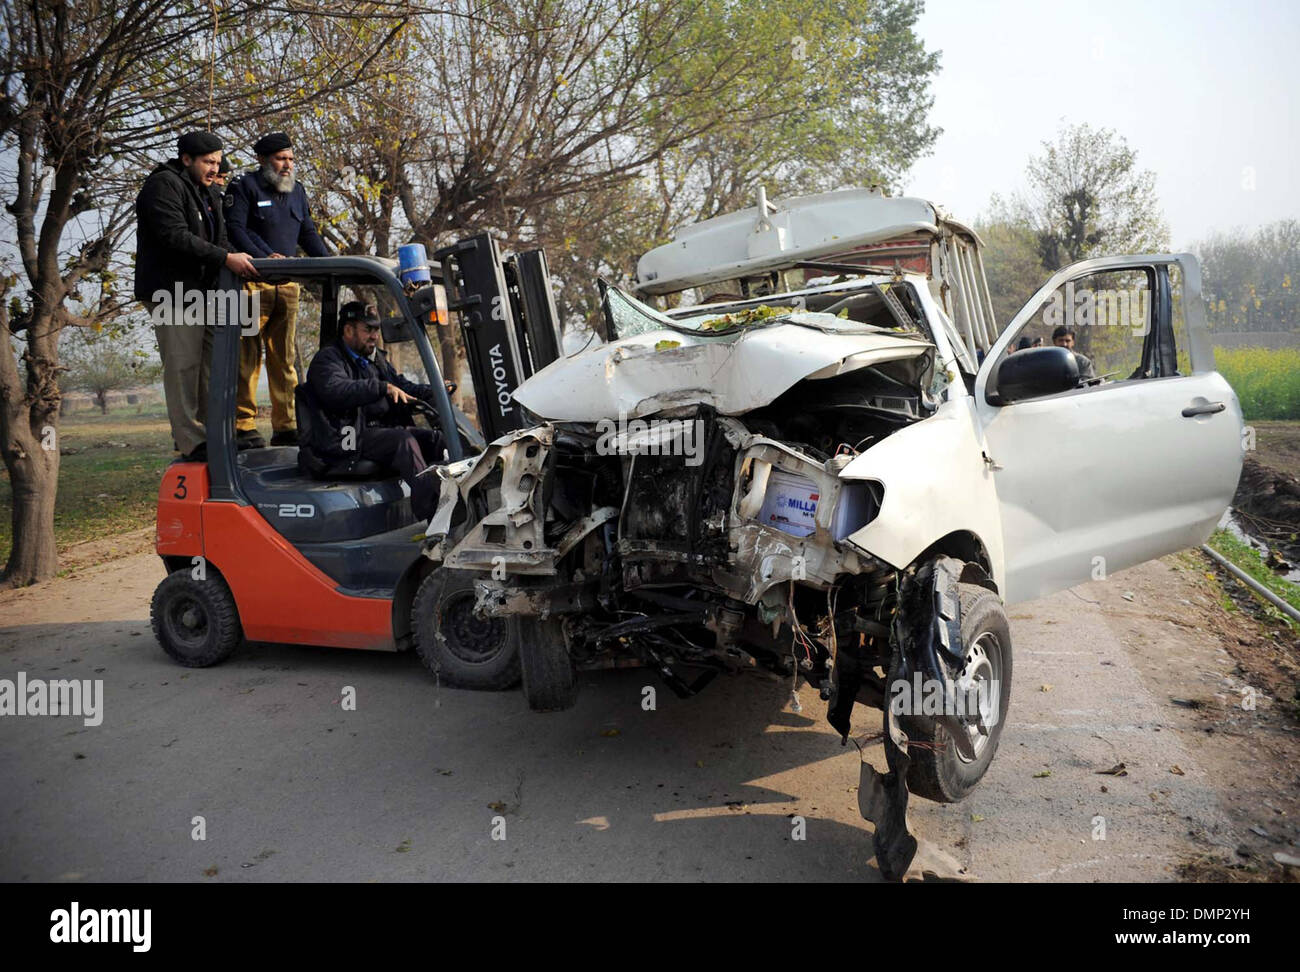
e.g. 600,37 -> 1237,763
513,320 -> 933,421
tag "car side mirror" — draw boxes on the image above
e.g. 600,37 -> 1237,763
380,315 -> 414,344
988,346 -> 1079,405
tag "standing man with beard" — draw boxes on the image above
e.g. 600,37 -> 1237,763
226,131 -> 331,448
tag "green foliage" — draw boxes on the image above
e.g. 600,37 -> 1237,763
1207,529 -> 1300,625
0,406 -> 173,564
1194,220 -> 1300,334
1214,347 -> 1300,420
273,0 -> 942,331
698,304 -> 796,330
61,330 -> 162,414
975,218 -> 1044,329
986,122 -> 1168,274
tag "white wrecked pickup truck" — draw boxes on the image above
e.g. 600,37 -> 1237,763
414,188 -> 1244,877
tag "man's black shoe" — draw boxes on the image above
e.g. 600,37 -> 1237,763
270,429 -> 298,447
237,429 -> 266,450
176,442 -> 207,463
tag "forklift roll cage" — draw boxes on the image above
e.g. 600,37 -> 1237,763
206,254 -> 465,504
152,235 -> 564,659
205,235 -> 564,504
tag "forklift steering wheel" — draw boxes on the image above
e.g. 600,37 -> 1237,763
408,397 -> 438,425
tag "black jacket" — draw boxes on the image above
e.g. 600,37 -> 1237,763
305,340 -> 435,457
134,160 -> 229,303
225,170 -> 329,258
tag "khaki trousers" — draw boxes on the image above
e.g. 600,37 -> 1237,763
148,299 -> 212,456
237,280 -> 300,433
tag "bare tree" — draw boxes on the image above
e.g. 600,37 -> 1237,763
0,0 -> 415,586
268,0 -> 941,346
1193,220 -> 1300,334
61,326 -> 162,414
989,122 -> 1169,274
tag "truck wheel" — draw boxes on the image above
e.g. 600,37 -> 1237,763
150,569 -> 243,668
412,568 -> 521,689
901,583 -> 1013,803
518,616 -> 577,712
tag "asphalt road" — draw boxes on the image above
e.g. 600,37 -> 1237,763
0,552 -> 1244,881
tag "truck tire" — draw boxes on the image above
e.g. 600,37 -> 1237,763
412,568 -> 521,689
900,582 -> 1013,803
518,616 -> 578,712
150,568 -> 243,668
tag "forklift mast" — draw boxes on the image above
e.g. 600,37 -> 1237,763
434,233 -> 564,444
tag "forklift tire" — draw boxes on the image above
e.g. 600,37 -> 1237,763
899,583 -> 1013,804
412,568 -> 521,689
518,617 -> 578,712
150,569 -> 243,668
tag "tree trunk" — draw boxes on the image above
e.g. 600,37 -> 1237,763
3,450 -> 60,587
0,305 -> 64,588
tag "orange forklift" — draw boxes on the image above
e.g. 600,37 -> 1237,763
149,234 -> 564,688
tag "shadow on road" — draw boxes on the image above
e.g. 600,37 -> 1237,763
1,619 -> 897,881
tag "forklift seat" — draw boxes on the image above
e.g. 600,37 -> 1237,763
294,382 -> 385,480
237,446 -> 413,544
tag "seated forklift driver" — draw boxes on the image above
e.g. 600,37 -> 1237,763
305,300 -> 447,518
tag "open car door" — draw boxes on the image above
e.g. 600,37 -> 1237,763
973,253 -> 1243,605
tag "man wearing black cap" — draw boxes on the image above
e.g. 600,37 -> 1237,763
226,131 -> 330,450
305,301 -> 446,519
135,130 -> 258,461
214,155 -> 232,192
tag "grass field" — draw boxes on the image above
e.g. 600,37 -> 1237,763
0,404 -> 272,566
1206,528 -> 1300,625
1214,346 -> 1300,421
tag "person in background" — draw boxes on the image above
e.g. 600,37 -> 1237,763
213,155 -> 232,192
226,131 -> 331,449
134,130 -> 257,462
1051,325 -> 1097,380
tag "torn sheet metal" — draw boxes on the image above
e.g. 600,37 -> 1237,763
425,426 -> 560,574
513,325 -> 932,422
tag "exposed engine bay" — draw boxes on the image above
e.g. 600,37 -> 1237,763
418,282 -> 1009,878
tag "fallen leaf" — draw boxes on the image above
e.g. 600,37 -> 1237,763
1170,765 -> 1185,776
202,866 -> 218,877
1040,684 -> 1053,693
1033,770 -> 1051,778
970,813 -> 985,822
695,760 -> 704,768
1122,592 -> 1135,601
488,801 -> 506,812
1096,763 -> 1128,776
600,728 -> 620,738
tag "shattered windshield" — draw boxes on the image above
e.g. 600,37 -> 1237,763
601,281 -> 913,340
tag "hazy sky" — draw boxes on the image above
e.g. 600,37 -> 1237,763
900,0 -> 1300,247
